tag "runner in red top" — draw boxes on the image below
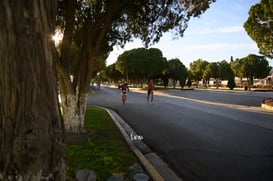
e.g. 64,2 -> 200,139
119,83 -> 129,104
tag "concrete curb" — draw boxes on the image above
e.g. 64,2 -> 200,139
106,109 -> 164,181
93,106 -> 182,181
261,103 -> 273,111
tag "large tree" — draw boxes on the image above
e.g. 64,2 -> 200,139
218,60 -> 235,89
57,0 -> 216,132
203,62 -> 220,88
231,58 -> 245,87
218,60 -> 234,80
166,59 -> 188,89
189,59 -> 209,87
244,0 -> 273,58
115,48 -> 167,85
102,63 -> 123,84
240,54 -> 271,89
0,1 -> 65,180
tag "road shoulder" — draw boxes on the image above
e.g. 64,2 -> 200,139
99,107 -> 183,181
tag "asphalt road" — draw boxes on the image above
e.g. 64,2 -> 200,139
87,86 -> 273,181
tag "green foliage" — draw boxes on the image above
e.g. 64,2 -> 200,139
187,79 -> 192,88
102,63 -> 123,83
202,62 -> 219,87
66,107 -> 137,180
241,54 -> 271,79
230,54 -> 271,88
166,58 -> 188,89
227,78 -> 236,90
203,63 -> 213,81
218,60 -> 233,80
244,0 -> 273,58
190,59 -> 209,83
57,0 -> 216,49
106,52 -> 190,89
202,60 -> 235,88
115,48 -> 167,84
231,58 -> 244,78
159,73 -> 169,88
56,0 -> 216,78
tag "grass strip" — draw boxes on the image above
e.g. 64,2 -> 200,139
66,107 -> 138,180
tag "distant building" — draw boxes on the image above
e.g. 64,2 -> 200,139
195,68 -> 273,88
253,68 -> 272,88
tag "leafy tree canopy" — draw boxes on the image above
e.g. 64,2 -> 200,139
115,48 -> 167,83
167,58 -> 188,88
102,63 -> 123,83
56,0 -> 216,70
240,54 -> 271,79
244,0 -> 273,58
231,58 -> 244,78
205,62 -> 219,79
189,59 -> 209,81
218,60 -> 234,80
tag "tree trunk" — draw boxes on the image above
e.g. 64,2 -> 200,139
216,78 -> 219,89
57,0 -> 114,133
60,90 -> 87,133
0,1 -> 65,180
247,77 -> 252,91
57,49 -> 91,133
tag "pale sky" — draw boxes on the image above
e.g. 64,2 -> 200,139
106,0 -> 273,68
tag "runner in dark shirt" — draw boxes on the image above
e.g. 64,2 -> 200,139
147,80 -> 154,103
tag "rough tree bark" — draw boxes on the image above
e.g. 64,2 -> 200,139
0,1 -> 65,180
57,49 -> 92,133
57,0 -> 107,133
57,0 -> 87,132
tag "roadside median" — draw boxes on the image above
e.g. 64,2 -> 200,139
65,107 -> 139,180
65,106 -> 182,181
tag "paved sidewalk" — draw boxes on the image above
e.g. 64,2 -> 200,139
97,106 -> 183,181
129,87 -> 273,112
